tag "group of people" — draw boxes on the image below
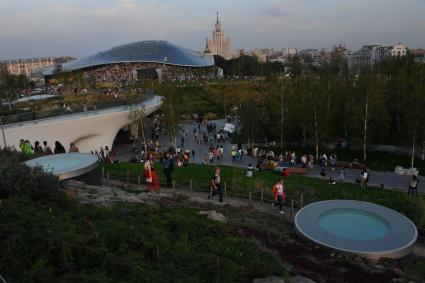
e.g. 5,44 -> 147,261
91,146 -> 117,163
203,146 -> 224,164
231,146 -> 245,162
19,139 -> 77,156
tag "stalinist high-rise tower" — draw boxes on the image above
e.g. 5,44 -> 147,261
204,12 -> 233,60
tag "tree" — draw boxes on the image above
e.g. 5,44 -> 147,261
129,108 -> 147,150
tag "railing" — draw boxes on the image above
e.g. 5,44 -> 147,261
2,94 -> 163,128
101,167 -> 425,244
1,94 -> 162,126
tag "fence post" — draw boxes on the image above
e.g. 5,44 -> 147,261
249,192 -> 252,205
190,179 -> 193,191
300,194 -> 304,208
210,186 -> 213,200
261,189 -> 264,203
224,181 -> 227,197
107,172 -> 110,186
291,199 -> 294,219
138,175 -> 141,185
172,180 -> 176,193
126,170 -> 130,184
101,166 -> 105,177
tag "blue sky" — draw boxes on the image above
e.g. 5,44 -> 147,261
0,0 -> 424,59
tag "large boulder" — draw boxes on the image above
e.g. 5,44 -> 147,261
199,210 -> 226,223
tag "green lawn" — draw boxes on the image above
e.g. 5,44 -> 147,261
103,162 -> 425,227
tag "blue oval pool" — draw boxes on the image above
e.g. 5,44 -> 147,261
25,153 -> 99,180
295,200 -> 418,259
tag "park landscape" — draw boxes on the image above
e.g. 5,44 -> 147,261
1,1 -> 425,279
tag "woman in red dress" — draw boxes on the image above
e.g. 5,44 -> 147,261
144,153 -> 159,191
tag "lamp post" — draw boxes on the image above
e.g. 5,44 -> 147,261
0,116 -> 6,148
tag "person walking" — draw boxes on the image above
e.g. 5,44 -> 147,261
272,179 -> 286,214
208,167 -> 223,202
144,153 -> 159,191
338,167 -> 345,182
360,169 -> 368,189
163,153 -> 174,187
408,175 -> 419,195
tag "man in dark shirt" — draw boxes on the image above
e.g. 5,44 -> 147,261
209,167 -> 223,202
163,153 -> 174,187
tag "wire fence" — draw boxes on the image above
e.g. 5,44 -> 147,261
101,167 -> 425,244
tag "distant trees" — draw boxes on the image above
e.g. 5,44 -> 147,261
233,56 -> 425,161
214,55 -> 284,77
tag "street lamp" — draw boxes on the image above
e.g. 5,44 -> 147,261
0,115 -> 6,148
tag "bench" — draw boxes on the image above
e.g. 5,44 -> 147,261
147,151 -> 164,160
336,161 -> 366,169
287,167 -> 308,175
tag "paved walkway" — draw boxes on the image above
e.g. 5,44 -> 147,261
114,119 -> 424,194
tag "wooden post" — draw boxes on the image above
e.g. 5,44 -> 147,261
249,192 -> 252,204
261,189 -> 264,203
210,186 -> 213,199
190,179 -> 193,191
172,180 -> 176,193
107,172 -> 110,186
101,166 -> 105,177
138,175 -> 141,185
126,170 -> 130,184
224,181 -> 227,197
291,199 -> 294,219
300,194 -> 304,208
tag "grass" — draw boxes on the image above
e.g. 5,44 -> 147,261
103,162 -> 425,227
0,197 -> 284,282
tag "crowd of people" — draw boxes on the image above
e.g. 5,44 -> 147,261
79,63 -> 218,84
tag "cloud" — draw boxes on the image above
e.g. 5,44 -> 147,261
263,2 -> 290,18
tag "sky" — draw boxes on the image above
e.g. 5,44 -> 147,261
0,0 -> 424,59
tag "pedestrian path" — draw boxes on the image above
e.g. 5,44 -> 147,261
115,119 -> 424,194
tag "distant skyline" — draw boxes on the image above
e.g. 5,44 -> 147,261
0,0 -> 424,59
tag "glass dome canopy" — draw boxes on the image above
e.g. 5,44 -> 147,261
44,40 -> 214,75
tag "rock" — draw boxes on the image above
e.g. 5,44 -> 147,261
64,188 -> 78,199
198,210 -> 226,223
253,276 -> 285,283
63,179 -> 86,190
289,276 -> 316,283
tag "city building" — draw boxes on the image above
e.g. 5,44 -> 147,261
410,48 -> 425,64
43,40 -> 216,83
348,43 -> 408,72
0,57 -> 74,78
298,49 -> 320,59
282,48 -> 298,58
204,12 -> 233,60
388,43 -> 407,57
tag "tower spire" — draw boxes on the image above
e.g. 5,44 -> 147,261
216,11 -> 219,23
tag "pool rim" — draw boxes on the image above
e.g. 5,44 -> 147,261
294,199 -> 418,259
24,153 -> 99,180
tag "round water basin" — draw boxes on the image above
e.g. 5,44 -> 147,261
295,200 -> 417,259
25,153 -> 99,180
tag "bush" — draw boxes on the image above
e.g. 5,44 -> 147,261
0,149 -> 63,203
